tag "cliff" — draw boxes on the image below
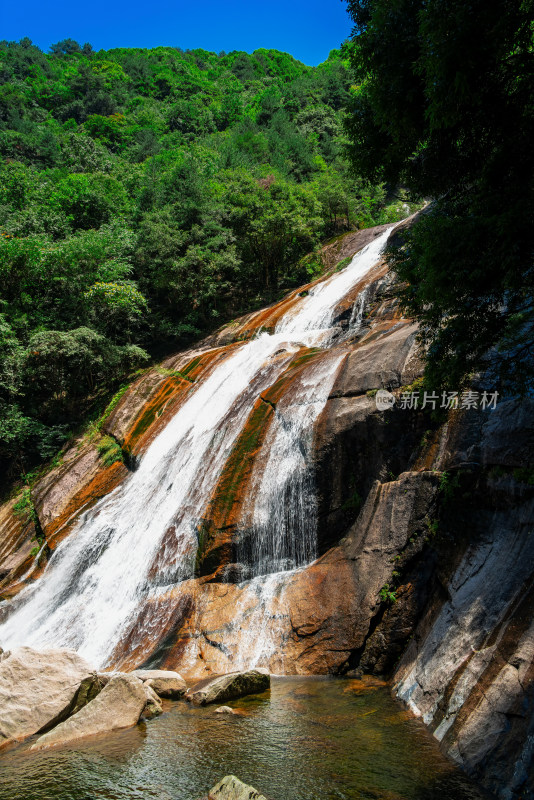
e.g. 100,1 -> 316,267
0,223 -> 531,799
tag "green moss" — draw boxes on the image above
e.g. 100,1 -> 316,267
335,255 -> 353,272
92,381 -> 135,436
180,356 -> 203,378
96,435 -> 123,466
156,366 -> 195,383
439,471 -> 460,502
399,376 -> 425,394
216,399 -> 273,521
13,483 -> 46,558
124,382 -> 177,449
513,467 -> 534,486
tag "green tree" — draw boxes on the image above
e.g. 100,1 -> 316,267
0,36 -> 404,484
222,171 -> 322,291
84,281 -> 148,341
345,0 -> 534,390
24,327 -> 147,407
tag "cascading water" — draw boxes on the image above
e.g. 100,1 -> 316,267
348,285 -> 370,333
236,349 -> 344,577
0,226 -> 394,669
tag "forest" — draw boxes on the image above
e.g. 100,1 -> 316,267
0,39 -> 413,482
347,0 -> 533,394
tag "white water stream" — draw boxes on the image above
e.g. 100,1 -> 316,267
0,227 -> 393,667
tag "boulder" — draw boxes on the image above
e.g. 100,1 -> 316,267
208,775 -> 268,800
140,682 -> 163,719
0,646 -> 94,747
186,669 -> 270,706
131,668 -> 187,698
31,673 -> 151,750
215,706 -> 237,714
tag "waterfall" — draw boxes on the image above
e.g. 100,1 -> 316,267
236,349 -> 343,577
348,285 -> 370,333
0,227 -> 393,669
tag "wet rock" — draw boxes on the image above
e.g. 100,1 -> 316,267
330,321 -> 419,398
208,775 -> 268,800
390,398 -> 534,800
320,223 -> 393,271
32,443 -> 128,543
0,495 -> 41,601
186,669 -> 270,706
0,646 -> 94,747
147,472 -> 440,681
215,705 -> 237,714
131,668 -> 187,698
31,673 -> 150,750
0,350 -> 224,601
313,328 -> 427,553
140,682 -> 163,719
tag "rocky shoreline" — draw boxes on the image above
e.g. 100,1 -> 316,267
0,645 -> 269,753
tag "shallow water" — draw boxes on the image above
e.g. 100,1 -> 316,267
0,677 -> 487,800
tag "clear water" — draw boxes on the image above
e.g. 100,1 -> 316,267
0,678 -> 487,800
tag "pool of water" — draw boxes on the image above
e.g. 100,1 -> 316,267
0,677 -> 488,800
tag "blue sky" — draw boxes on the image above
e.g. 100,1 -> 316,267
2,0 -> 353,66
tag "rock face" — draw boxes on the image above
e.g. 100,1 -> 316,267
131,668 -> 187,698
0,647 -> 94,747
0,497 -> 40,601
186,669 -> 270,706
0,223 -> 532,798
129,470 -> 438,679
0,346 -> 233,601
208,775 -> 268,800
391,400 -> 534,800
31,673 -> 152,750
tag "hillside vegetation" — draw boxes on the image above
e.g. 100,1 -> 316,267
0,39 -> 414,482
346,0 -> 533,392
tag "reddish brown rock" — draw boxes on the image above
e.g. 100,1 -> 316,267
131,471 -> 439,682
32,444 -> 128,545
0,496 -> 39,600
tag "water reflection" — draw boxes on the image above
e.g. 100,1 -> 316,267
0,678 -> 488,800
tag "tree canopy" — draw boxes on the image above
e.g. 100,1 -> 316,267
345,0 -> 534,391
0,38 -> 415,484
